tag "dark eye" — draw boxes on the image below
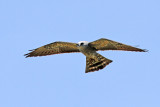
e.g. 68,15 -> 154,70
80,42 -> 84,46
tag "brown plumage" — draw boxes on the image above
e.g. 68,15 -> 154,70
89,38 -> 147,52
86,53 -> 112,73
24,42 -> 79,58
25,38 -> 147,73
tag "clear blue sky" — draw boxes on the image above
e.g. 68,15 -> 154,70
0,0 -> 160,107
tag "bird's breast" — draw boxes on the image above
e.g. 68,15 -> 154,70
78,46 -> 96,57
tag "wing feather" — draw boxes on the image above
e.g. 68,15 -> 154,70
89,38 -> 147,52
25,42 -> 79,57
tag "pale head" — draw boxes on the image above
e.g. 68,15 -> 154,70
77,41 -> 89,46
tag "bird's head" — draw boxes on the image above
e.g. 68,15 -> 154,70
77,41 -> 89,47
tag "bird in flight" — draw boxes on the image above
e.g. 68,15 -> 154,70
25,38 -> 147,73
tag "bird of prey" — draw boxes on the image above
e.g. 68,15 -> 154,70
25,38 -> 147,73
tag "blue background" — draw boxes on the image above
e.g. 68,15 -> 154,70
1,0 -> 160,107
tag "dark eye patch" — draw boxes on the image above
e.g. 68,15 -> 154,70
80,42 -> 84,46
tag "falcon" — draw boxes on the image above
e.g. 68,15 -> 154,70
25,38 -> 147,73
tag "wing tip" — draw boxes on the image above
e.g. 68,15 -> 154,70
24,53 -> 32,58
24,49 -> 36,58
140,49 -> 148,52
144,49 -> 149,52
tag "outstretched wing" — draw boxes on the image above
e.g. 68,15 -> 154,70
89,38 -> 147,52
25,42 -> 79,57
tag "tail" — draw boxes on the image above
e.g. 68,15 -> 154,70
85,53 -> 112,73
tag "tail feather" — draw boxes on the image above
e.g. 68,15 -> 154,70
85,54 -> 112,73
